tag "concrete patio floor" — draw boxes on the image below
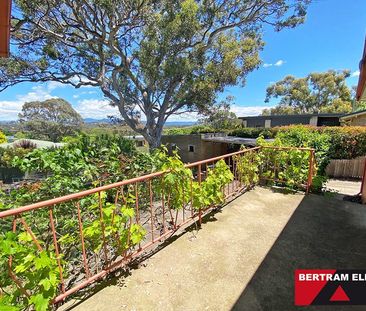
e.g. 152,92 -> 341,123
60,187 -> 366,311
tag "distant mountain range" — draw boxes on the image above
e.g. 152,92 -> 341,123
83,118 -> 110,123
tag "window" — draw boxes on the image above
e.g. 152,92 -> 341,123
188,145 -> 195,152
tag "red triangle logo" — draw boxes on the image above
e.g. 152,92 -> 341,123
330,286 -> 350,302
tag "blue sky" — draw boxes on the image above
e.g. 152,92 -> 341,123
1,0 -> 365,121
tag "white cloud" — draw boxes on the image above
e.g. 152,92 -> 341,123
47,81 -> 67,91
231,105 -> 270,117
351,70 -> 360,77
0,85 -> 57,120
167,105 -> 270,121
274,60 -> 285,67
263,59 -> 285,68
75,99 -> 119,119
167,111 -> 199,122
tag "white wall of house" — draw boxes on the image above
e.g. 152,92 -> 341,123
309,116 -> 318,126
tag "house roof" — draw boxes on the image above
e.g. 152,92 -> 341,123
340,109 -> 366,120
239,113 -> 344,120
356,37 -> 366,101
202,135 -> 274,146
0,0 -> 11,57
0,139 -> 64,149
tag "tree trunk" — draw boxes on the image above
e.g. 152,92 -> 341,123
147,136 -> 161,151
145,121 -> 164,152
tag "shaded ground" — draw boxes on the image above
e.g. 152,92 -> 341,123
60,187 -> 366,311
233,191 -> 366,311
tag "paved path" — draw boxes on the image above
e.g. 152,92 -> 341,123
61,187 -> 366,311
325,179 -> 361,196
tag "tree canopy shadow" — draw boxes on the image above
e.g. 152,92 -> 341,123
231,194 -> 366,311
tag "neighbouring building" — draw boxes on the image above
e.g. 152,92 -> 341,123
340,110 -> 366,126
124,135 -> 147,148
162,133 -> 271,163
162,134 -> 228,163
0,139 -> 64,149
239,113 -> 343,128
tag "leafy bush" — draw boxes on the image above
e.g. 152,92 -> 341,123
234,148 -> 260,187
274,125 -> 331,174
229,127 -> 277,139
257,137 -> 311,189
163,125 -> 215,135
0,147 -> 34,168
0,232 -> 61,311
321,126 -> 366,159
0,130 -> 6,143
192,159 -> 234,210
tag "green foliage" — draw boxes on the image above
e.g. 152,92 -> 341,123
14,132 -> 28,140
355,101 -> 366,112
257,137 -> 311,189
320,126 -> 366,160
199,96 -> 241,130
0,130 -> 6,143
0,147 -> 33,168
231,125 -> 366,178
234,149 -> 260,187
60,192 -> 146,256
0,232 -> 60,311
12,134 -> 137,198
157,149 -> 193,210
163,125 -> 216,136
311,175 -> 328,193
18,98 -> 83,142
0,142 -> 236,309
263,70 -> 353,115
229,127 -> 277,139
192,160 -> 233,210
275,126 -> 331,169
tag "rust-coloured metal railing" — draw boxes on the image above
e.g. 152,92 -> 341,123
0,146 -> 314,305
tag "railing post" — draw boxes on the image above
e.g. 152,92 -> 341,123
198,164 -> 202,226
306,149 -> 315,194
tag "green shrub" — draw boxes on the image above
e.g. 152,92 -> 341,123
0,130 -> 6,144
311,175 -> 328,193
163,125 -> 215,135
321,126 -> 366,159
0,147 -> 33,168
229,127 -> 276,139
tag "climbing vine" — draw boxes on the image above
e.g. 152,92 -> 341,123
0,148 -> 235,311
233,148 -> 260,187
192,160 -> 234,210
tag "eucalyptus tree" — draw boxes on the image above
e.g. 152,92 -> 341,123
1,0 -> 311,149
263,70 -> 353,115
19,98 -> 83,141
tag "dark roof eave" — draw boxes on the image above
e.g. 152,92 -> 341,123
340,109 -> 366,120
239,113 -> 345,119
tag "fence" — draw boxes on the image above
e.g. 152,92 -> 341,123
0,146 -> 314,306
325,156 -> 366,179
